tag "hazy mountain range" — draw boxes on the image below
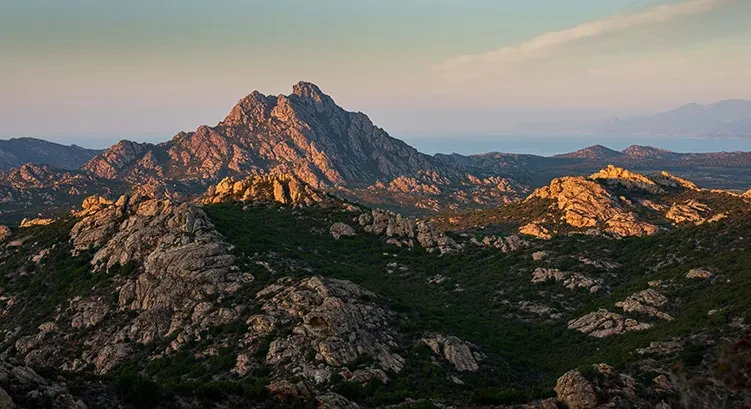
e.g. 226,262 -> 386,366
0,137 -> 101,170
515,99 -> 751,138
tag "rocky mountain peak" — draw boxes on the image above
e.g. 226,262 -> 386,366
291,81 -> 327,101
77,82 -> 452,192
82,140 -> 154,180
222,91 -> 277,126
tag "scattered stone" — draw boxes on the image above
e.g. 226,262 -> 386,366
531,268 -> 601,292
518,301 -> 563,320
427,275 -> 447,285
472,234 -> 529,252
686,268 -> 713,279
635,341 -> 683,356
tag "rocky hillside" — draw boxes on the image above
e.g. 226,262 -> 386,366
0,164 -> 125,225
0,168 -> 749,408
436,165 -> 746,240
0,137 -> 101,170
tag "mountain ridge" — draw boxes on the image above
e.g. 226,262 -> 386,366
0,137 -> 102,170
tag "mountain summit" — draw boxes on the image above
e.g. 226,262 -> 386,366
83,82 -> 447,190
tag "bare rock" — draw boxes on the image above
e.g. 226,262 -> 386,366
421,333 -> 483,372
666,200 -> 711,225
0,387 -> 14,409
518,301 -> 563,320
615,289 -> 673,321
0,225 -> 10,242
554,370 -> 598,409
636,341 -> 683,356
531,251 -> 549,261
526,174 -> 659,238
591,165 -> 664,193
316,393 -> 361,409
360,209 -> 460,254
19,218 -> 53,228
531,268 -> 601,292
251,277 -> 404,385
686,268 -> 714,279
519,222 -> 552,240
568,309 -> 652,337
330,222 -> 356,240
473,234 -> 529,252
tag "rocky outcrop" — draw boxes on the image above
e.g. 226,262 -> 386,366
52,194 -> 250,373
518,301 -> 563,320
0,357 -> 90,409
554,370 -> 598,409
241,277 -> 404,386
568,310 -> 652,337
651,171 -> 698,190
525,175 -> 659,238
0,225 -> 10,242
686,268 -> 714,279
514,166 -> 729,240
356,210 -> 461,254
590,164 -> 663,194
554,364 -> 647,409
471,234 -> 528,252
531,268 -> 601,293
18,218 -> 53,228
329,222 -> 356,240
202,174 -> 335,207
519,222 -> 553,239
665,200 -> 712,225
615,289 -> 673,321
421,333 -> 484,372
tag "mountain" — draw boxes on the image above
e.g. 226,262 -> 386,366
598,99 -> 751,138
79,82 -> 523,213
83,82 -> 450,188
0,137 -> 102,170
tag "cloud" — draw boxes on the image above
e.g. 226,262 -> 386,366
438,0 -> 737,74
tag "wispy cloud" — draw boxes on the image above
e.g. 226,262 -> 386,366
439,0 -> 737,74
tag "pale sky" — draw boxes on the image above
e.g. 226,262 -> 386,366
1,0 -> 750,148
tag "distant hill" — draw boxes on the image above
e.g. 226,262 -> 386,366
0,137 -> 101,170
553,144 -> 623,160
598,99 -> 751,138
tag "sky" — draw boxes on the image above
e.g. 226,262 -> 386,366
2,0 -> 751,150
